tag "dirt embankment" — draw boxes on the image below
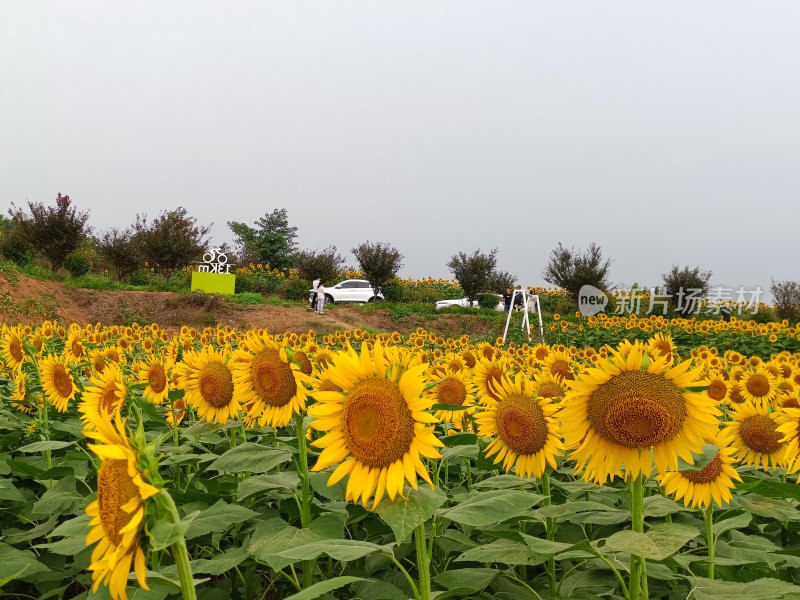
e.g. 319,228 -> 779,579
0,271 -> 502,338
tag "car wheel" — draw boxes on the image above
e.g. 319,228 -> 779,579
324,294 -> 334,305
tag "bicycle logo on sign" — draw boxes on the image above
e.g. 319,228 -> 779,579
197,248 -> 233,274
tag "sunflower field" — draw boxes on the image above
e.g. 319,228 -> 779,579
3,319 -> 800,600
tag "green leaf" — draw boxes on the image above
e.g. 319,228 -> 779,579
237,472 -> 300,501
31,477 -> 82,516
248,514 -> 346,570
603,523 -> 699,561
438,490 -> 545,527
34,536 -> 87,555
735,494 -> 800,522
738,477 -> 800,501
534,500 -> 628,525
17,440 -> 74,453
0,478 -> 25,502
643,496 -> 688,518
712,511 -> 752,538
686,577 -> 800,600
442,432 -> 478,447
456,539 -> 541,566
206,442 -> 292,474
0,543 -> 49,580
472,474 -> 533,490
50,514 -> 91,538
375,487 -> 447,544
432,568 -> 499,594
149,516 -> 192,552
277,539 -> 389,562
520,533 -> 580,556
440,445 -> 479,460
431,403 -> 470,412
190,547 -> 249,575
283,576 -> 367,600
183,500 -> 257,539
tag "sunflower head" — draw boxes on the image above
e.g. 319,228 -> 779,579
723,401 -> 785,471
177,347 -> 243,424
40,354 -> 79,413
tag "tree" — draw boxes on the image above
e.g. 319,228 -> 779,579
133,207 -> 209,278
488,270 -> 517,294
351,241 -> 403,297
770,279 -> 800,323
0,215 -> 33,266
542,243 -> 612,303
97,228 -> 141,281
293,246 -> 345,284
661,265 -> 712,317
9,193 -> 91,273
228,209 -> 298,272
448,249 -> 499,303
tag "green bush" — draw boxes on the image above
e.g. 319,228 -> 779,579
478,293 -> 499,309
381,279 -> 405,302
129,269 -> 151,286
235,271 -> 283,294
283,277 -> 310,301
228,292 -> 268,305
63,253 -> 90,277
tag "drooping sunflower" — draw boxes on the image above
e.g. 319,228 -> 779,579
232,333 -> 310,428
723,402 -> 784,471
561,340 -> 720,484
309,342 -> 443,508
474,373 -> 562,478
740,368 -> 778,407
659,434 -> 741,509
80,363 -> 127,425
177,347 -> 243,424
64,329 -> 86,364
40,354 -> 79,412
84,412 -> 159,600
425,367 -> 476,425
0,325 -> 26,370
137,354 -> 173,405
10,370 -> 33,413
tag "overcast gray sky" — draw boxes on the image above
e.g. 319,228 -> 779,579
1,2 -> 798,294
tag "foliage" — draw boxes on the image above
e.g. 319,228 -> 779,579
228,208 -> 298,272
133,207 -> 209,279
0,215 -> 34,266
62,253 -> 90,278
770,279 -> 800,323
381,279 -> 405,302
478,293 -> 499,309
228,292 -> 269,305
543,242 -> 612,303
488,269 -> 516,294
447,248 -> 498,303
235,270 -> 284,295
8,193 -> 91,273
283,276 -> 312,301
293,246 -> 345,285
662,264 -> 713,317
96,228 -> 141,281
351,241 -> 404,297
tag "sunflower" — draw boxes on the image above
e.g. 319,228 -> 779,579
1,325 -> 26,370
9,370 -> 34,413
531,343 -> 550,363
706,374 -> 728,403
533,371 -> 567,400
308,342 -> 443,508
137,354 -> 172,405
90,349 -> 107,374
723,402 -> 784,471
84,412 -> 159,600
474,373 -> 562,478
659,435 -> 741,509
544,350 -> 576,381
647,332 -> 676,363
472,357 -> 513,404
232,333 -> 310,428
80,363 -> 128,424
741,368 -> 778,407
177,347 -> 243,424
561,340 -> 720,484
426,367 -> 475,424
40,354 -> 79,412
64,329 -> 86,363
777,407 -> 800,477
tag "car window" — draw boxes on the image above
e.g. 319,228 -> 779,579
339,281 -> 357,288
356,281 -> 372,288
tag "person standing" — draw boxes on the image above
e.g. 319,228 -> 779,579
502,287 -> 513,312
310,276 -> 320,310
316,280 -> 326,314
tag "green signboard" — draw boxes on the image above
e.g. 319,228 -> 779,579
191,271 -> 236,295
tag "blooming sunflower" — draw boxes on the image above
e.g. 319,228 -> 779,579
472,357 -> 513,404
777,407 -> 800,477
1,325 -> 26,370
40,354 -> 79,412
426,367 -> 475,425
177,347 -> 243,424
64,329 -> 86,364
232,333 -> 310,428
474,373 -> 562,478
723,402 -> 784,471
647,332 -> 676,363
137,354 -> 173,405
84,412 -> 159,600
659,434 -> 741,509
561,340 -> 720,484
706,373 -> 728,403
308,342 -> 443,508
544,350 -> 576,381
533,371 -> 567,400
740,368 -> 778,407
80,363 -> 127,424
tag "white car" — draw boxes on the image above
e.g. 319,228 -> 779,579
309,279 -> 384,304
435,295 -> 504,311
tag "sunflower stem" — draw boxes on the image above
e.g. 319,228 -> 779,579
294,412 -> 314,589
414,522 -> 431,600
629,474 -> 647,600
161,491 -> 197,600
705,504 -> 715,580
542,469 -> 557,600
